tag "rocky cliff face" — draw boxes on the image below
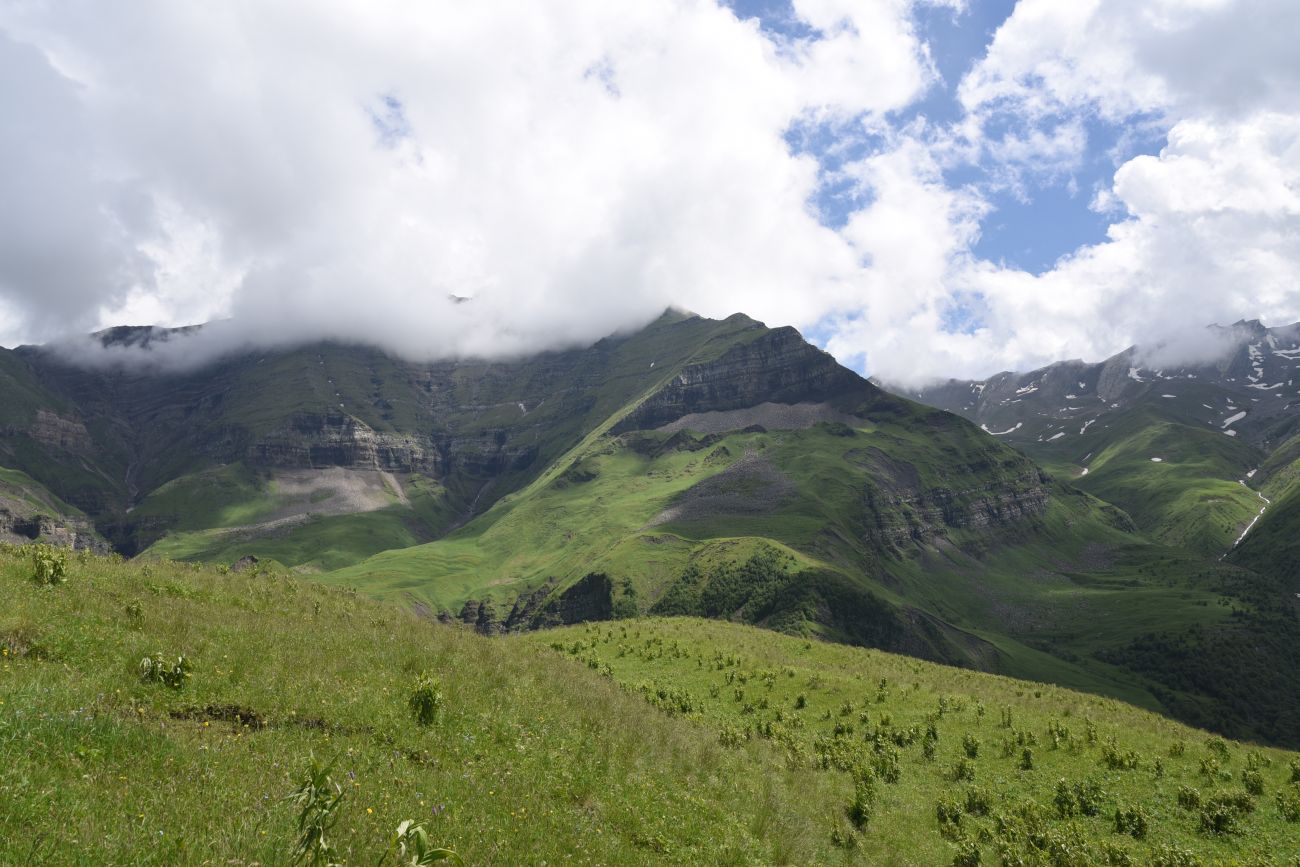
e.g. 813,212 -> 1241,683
614,326 -> 866,433
0,509 -> 110,554
855,446 -> 1051,548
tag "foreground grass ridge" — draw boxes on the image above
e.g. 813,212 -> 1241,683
3,545 -> 1298,864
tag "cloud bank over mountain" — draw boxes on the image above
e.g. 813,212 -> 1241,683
2,0 -> 1298,383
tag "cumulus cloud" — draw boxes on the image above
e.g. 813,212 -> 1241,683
0,0 -> 933,365
1,0 -> 1299,386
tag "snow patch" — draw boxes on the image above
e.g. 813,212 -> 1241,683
1150,457 -> 1164,462
1048,432 -> 1066,441
1080,419 -> 1096,435
1222,411 -> 1247,428
1127,367 -> 1145,382
1161,394 -> 1176,399
981,422 -> 1023,436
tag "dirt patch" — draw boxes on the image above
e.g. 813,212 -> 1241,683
655,401 -> 859,435
169,704 -> 268,729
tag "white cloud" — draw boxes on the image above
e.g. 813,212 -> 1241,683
0,0 -> 935,363
2,0 -> 1299,391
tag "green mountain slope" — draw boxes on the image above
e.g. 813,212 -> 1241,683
4,546 -> 1298,865
318,326 -> 1300,745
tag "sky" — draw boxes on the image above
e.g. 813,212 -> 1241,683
1,0 -> 1299,385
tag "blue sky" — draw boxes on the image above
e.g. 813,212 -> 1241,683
731,0 -> 1164,276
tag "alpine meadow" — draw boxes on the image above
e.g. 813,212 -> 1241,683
3,1 -> 1300,865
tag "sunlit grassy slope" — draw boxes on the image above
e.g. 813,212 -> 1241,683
1020,404 -> 1263,559
4,545 -> 1297,865
523,618 -> 1300,866
316,414 -> 1300,742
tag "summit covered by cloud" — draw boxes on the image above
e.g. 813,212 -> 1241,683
2,0 -> 1298,384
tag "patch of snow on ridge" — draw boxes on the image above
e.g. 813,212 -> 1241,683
1222,411 -> 1247,428
981,422 -> 1023,436
1151,457 -> 1164,462
1161,394 -> 1176,398
1048,432 -> 1066,441
1080,467 -> 1089,476
1128,367 -> 1145,382
1224,430 -> 1238,437
1078,382 -> 1086,389
1080,419 -> 1095,435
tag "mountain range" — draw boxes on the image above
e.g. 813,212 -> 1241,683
3,311 -> 1298,746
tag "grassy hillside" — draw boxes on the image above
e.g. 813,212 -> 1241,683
0,543 -> 845,865
134,464 -> 460,571
3,545 -> 1298,865
1020,405 -> 1262,559
318,406 -> 1300,746
1229,432 -> 1300,592
524,618 -> 1300,865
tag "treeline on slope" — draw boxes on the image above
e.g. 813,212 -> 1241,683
1098,561 -> 1300,748
650,549 -> 990,670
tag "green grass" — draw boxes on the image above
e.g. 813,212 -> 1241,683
522,617 -> 1300,865
0,465 -> 84,517
135,466 -> 461,571
0,545 -> 847,866
1023,406 -> 1262,559
4,545 -> 1299,865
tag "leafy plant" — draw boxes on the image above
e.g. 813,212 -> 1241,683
138,652 -> 192,689
1277,782 -> 1300,822
1197,790 -> 1254,836
381,820 -> 463,866
962,733 -> 980,759
287,756 -> 346,866
408,673 -> 443,727
30,545 -> 67,586
1113,804 -> 1149,839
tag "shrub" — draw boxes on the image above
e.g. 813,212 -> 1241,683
1018,748 -> 1034,771
950,758 -> 976,783
1113,804 -> 1148,839
1148,845 -> 1202,867
717,723 -> 744,749
794,693 -> 806,709
952,840 -> 980,867
408,673 -> 444,726
138,653 -> 192,689
964,786 -> 993,817
1290,759 -> 1300,783
1096,840 -> 1133,867
30,544 -> 67,586
847,775 -> 876,829
936,798 -> 963,828
1197,790 -> 1254,836
1168,740 -> 1185,758
1241,768 -> 1264,796
1276,782 -> 1300,822
962,733 -> 980,759
1176,786 -> 1202,811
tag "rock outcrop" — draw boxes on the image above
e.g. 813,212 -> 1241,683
614,326 -> 866,433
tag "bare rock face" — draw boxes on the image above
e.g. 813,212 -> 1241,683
855,446 -> 1051,548
614,326 -> 866,433
456,574 -> 614,635
27,409 -> 94,455
251,413 -> 438,472
0,509 -> 110,553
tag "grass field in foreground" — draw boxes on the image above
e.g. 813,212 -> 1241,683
3,545 -> 1299,864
